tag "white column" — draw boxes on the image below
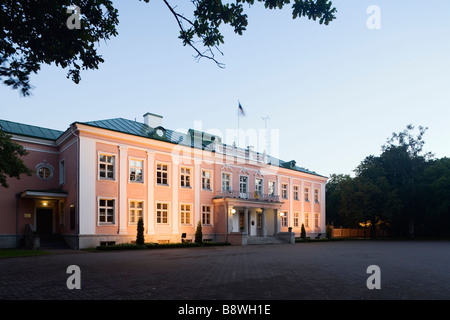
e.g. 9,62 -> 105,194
262,208 -> 266,237
194,161 -> 201,226
146,150 -> 155,234
289,177 -> 293,228
321,182 -> 326,232
244,207 -> 249,235
172,156 -> 179,235
118,145 -> 128,234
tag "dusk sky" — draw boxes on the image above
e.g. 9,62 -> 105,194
1,0 -> 449,178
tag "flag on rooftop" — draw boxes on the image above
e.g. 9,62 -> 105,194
238,101 -> 245,116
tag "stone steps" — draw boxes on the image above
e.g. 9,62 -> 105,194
247,236 -> 286,245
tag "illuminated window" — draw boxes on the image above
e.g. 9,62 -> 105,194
129,201 -> 143,224
156,202 -> 169,224
180,204 -> 191,225
281,212 -> 288,227
268,181 -> 275,196
202,205 -> 212,225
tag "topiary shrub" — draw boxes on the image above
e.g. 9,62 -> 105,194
195,221 -> 203,244
300,223 -> 306,240
136,217 -> 145,245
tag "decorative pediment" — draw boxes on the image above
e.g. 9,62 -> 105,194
239,167 -> 249,175
255,169 -> 264,177
221,164 -> 233,172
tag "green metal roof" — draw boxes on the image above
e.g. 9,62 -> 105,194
0,119 -> 64,141
78,118 -> 326,178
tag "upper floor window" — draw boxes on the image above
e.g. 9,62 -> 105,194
99,154 -> 115,180
314,189 -> 320,203
222,172 -> 231,192
293,185 -> 299,200
304,187 -> 310,202
255,178 -> 263,195
239,176 -> 248,195
268,181 -> 275,196
156,163 -> 168,185
202,170 -> 212,190
281,183 -> 288,199
36,164 -> 53,181
180,167 -> 191,188
129,159 -> 143,183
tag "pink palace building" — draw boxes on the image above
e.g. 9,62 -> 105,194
0,113 -> 327,249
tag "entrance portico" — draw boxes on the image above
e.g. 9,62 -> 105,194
213,193 -> 285,245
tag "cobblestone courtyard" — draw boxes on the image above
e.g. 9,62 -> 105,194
1,240 -> 449,300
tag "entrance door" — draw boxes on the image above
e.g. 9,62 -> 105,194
36,208 -> 53,234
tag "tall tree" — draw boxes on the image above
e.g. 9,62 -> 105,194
0,129 -> 32,188
1,0 -> 337,96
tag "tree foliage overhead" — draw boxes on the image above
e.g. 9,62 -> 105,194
0,129 -> 32,188
1,0 -> 336,95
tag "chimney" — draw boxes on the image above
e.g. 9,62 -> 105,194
143,112 -> 163,128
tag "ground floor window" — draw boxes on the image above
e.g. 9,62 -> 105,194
156,202 -> 169,224
99,199 -> 115,224
281,211 -> 288,227
305,213 -> 310,228
202,205 -> 212,225
294,212 -> 299,227
129,201 -> 143,224
180,204 -> 191,225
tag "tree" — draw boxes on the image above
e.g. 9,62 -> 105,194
0,129 -> 32,188
136,217 -> 145,245
300,223 -> 306,240
1,0 -> 337,96
195,221 -> 203,244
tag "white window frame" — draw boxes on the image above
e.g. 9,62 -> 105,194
129,200 -> 144,225
315,213 -> 320,228
221,172 -> 232,192
98,153 -> 116,180
304,187 -> 310,202
180,203 -> 192,225
305,213 -> 310,228
98,197 -> 116,225
314,188 -> 320,203
156,163 -> 169,186
156,202 -> 170,225
281,211 -> 288,227
239,175 -> 249,198
201,169 -> 213,191
180,166 -> 192,188
281,183 -> 288,199
293,185 -> 299,201
255,178 -> 264,195
202,204 -> 213,226
268,181 -> 276,196
294,212 -> 300,227
129,158 -> 144,183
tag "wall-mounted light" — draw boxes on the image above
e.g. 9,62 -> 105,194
231,209 -> 236,214
43,201 -> 48,206
280,212 -> 285,217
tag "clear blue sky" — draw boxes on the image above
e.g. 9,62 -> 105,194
1,0 -> 449,177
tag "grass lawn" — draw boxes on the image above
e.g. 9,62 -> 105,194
0,249 -> 51,259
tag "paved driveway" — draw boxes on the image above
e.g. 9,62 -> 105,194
1,240 -> 449,300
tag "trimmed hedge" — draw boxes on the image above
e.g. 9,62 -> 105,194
96,241 -> 231,251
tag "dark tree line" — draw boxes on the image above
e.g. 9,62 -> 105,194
326,125 -> 450,239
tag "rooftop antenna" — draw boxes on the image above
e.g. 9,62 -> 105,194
261,116 -> 270,155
